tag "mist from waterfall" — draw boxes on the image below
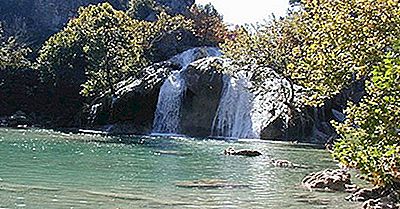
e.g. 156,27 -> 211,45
152,47 -> 221,134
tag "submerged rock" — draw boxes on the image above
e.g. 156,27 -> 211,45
175,179 -> 249,189
224,147 -> 262,157
302,169 -> 351,191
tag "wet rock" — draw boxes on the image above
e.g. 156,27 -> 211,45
271,159 -> 310,169
224,147 -> 262,157
272,159 -> 294,168
302,169 -> 351,191
175,179 -> 249,189
362,198 -> 399,209
347,187 -> 399,209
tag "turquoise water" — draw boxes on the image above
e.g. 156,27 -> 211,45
0,128 -> 359,209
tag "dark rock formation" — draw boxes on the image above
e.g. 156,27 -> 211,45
180,57 -> 224,136
86,61 -> 180,134
302,169 -> 352,191
224,147 -> 262,157
148,28 -> 200,62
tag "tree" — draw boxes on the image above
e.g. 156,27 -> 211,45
37,3 -> 192,98
0,23 -> 30,70
333,42 -> 400,187
223,0 -> 400,106
188,3 -> 228,46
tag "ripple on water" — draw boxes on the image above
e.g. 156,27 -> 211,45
0,128 -> 361,209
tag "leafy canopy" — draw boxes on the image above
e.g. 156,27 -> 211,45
37,3 -> 192,98
333,42 -> 400,187
222,0 -> 400,106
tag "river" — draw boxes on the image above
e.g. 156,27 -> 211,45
0,128 -> 360,208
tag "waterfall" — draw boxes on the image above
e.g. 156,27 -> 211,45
152,47 -> 220,134
211,72 -> 258,139
212,69 -> 291,139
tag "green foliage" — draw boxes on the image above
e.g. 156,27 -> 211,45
333,42 -> 400,186
222,0 -> 400,106
0,24 -> 30,70
37,3 -> 192,98
188,3 -> 228,46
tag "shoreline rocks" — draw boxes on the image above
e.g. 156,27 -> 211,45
347,187 -> 400,209
302,169 -> 352,191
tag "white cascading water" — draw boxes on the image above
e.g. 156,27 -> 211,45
211,73 -> 256,138
152,47 -> 220,134
212,69 -> 290,139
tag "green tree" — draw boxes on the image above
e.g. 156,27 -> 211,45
37,3 -> 192,98
222,0 -> 400,187
223,0 -> 400,106
333,42 -> 400,187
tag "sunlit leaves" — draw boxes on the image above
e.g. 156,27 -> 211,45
0,24 -> 31,70
222,0 -> 400,106
333,44 -> 400,186
36,3 -> 192,98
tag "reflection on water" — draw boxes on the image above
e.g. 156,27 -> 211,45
0,128 -> 360,209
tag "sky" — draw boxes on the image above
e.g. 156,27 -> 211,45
196,0 -> 290,25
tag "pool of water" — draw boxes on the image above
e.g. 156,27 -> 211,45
0,128 -> 360,209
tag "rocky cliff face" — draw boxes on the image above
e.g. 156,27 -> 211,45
0,0 -> 194,45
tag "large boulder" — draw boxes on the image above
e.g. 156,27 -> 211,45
148,28 -> 200,62
180,57 -> 224,136
302,169 -> 352,191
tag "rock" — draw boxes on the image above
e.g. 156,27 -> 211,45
175,179 -> 249,189
85,61 -> 179,133
347,187 -> 399,209
180,57 -> 224,136
0,0 -> 195,45
224,147 -> 262,157
272,159 -> 294,168
154,150 -> 192,156
302,169 -> 352,191
270,159 -> 310,169
7,111 -> 31,127
148,28 -> 200,62
362,198 -> 399,209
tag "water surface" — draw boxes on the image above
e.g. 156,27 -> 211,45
0,128 -> 360,208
